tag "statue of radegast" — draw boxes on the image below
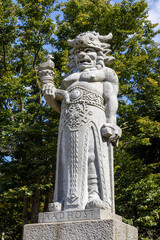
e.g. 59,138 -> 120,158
39,31 -> 122,213
23,31 -> 138,240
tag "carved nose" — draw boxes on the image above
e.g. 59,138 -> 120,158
78,51 -> 85,58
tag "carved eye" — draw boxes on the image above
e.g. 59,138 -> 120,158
90,36 -> 94,41
85,49 -> 91,53
85,48 -> 95,53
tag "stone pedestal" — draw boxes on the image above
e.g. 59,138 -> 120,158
23,209 -> 138,240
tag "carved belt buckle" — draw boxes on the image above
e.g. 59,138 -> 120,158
70,88 -> 83,101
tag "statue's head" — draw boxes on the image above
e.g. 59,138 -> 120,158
67,31 -> 115,73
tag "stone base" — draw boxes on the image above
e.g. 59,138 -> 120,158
23,210 -> 138,240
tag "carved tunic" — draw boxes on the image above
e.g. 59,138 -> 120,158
40,31 -> 121,214
53,82 -> 114,212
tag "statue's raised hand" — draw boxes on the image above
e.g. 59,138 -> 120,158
101,123 -> 122,146
42,82 -> 70,114
42,83 -> 61,113
42,82 -> 56,97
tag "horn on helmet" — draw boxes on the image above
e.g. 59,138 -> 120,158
99,33 -> 113,42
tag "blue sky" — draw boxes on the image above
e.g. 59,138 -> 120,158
112,0 -> 160,42
147,0 -> 160,42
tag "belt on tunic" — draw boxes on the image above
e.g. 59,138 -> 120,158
64,86 -> 105,111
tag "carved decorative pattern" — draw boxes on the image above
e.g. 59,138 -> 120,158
68,86 -> 105,111
66,103 -> 89,130
80,129 -> 89,207
69,130 -> 79,202
61,87 -> 104,131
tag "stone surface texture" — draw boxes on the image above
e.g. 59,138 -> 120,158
38,209 -> 122,223
23,219 -> 138,240
40,31 -> 122,213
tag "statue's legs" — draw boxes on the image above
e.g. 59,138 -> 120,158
86,128 -> 106,209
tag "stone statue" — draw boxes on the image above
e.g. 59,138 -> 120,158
24,32 -> 138,240
39,31 -> 122,213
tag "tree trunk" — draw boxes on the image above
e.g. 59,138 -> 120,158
31,177 -> 40,223
43,171 -> 55,212
22,193 -> 28,237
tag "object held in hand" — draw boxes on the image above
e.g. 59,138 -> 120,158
38,55 -> 70,104
38,54 -> 55,84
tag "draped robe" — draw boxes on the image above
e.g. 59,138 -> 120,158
53,79 -> 115,212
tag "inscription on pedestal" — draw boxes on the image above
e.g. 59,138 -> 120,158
38,209 -> 122,223
38,209 -> 95,223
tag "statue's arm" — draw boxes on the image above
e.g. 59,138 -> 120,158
103,69 -> 118,123
102,68 -> 122,146
42,82 -> 70,114
42,83 -> 61,113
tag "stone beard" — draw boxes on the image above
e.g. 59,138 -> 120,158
42,31 -> 122,213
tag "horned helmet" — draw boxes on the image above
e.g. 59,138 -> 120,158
67,31 -> 115,72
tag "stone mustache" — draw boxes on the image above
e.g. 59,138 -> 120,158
38,31 -> 122,213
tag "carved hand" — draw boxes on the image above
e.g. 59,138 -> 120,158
101,123 -> 122,147
42,82 -> 56,97
42,82 -> 70,106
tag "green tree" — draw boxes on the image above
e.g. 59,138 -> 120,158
0,0 -> 60,239
54,0 -> 160,239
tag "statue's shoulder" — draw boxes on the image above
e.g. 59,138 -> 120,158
103,67 -> 118,84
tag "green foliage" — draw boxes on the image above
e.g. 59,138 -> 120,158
0,0 -> 58,239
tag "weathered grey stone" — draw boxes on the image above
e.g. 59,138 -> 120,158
23,219 -> 138,240
38,209 -> 122,223
40,31 -> 122,212
27,31 -> 138,240
115,220 -> 138,240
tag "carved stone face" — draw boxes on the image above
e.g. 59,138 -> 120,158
74,47 -> 97,71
